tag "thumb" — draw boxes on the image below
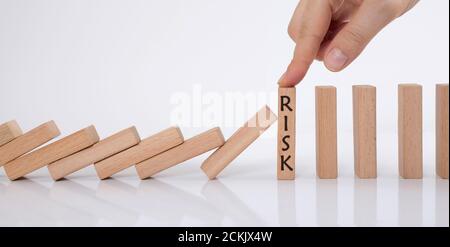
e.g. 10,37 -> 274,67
323,1 -> 399,72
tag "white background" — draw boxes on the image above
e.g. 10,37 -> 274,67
0,0 -> 448,226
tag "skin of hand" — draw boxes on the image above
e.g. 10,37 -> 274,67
279,0 -> 419,87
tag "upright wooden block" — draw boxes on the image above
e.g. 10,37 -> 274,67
201,105 -> 277,179
436,84 -> 449,179
0,120 -> 23,147
136,127 -> 225,179
353,85 -> 377,178
398,84 -> 423,179
0,121 -> 60,166
48,127 -> 141,181
315,86 -> 338,179
278,88 -> 296,180
4,125 -> 99,180
95,127 -> 184,179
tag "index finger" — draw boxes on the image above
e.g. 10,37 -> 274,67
279,0 -> 333,87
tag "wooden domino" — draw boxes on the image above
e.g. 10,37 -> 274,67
0,121 -> 60,166
4,125 -> 99,180
398,84 -> 423,179
278,87 -> 296,180
201,105 -> 277,179
315,86 -> 338,179
48,127 -> 141,180
436,84 -> 449,179
136,127 -> 225,179
353,85 -> 377,178
0,120 -> 23,147
95,127 -> 184,179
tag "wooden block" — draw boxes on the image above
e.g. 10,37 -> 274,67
0,120 -> 23,147
353,85 -> 377,178
136,127 -> 225,179
436,84 -> 449,179
48,127 -> 141,181
398,84 -> 423,179
0,121 -> 60,166
315,86 -> 338,179
278,87 -> 296,180
4,125 -> 99,180
95,127 -> 184,179
201,105 -> 277,179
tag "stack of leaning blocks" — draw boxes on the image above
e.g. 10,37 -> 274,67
0,84 -> 448,181
0,106 -> 276,181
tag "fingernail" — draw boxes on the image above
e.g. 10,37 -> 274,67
325,48 -> 348,71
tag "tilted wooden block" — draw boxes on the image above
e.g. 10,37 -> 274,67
315,86 -> 338,179
353,85 -> 377,178
136,127 -> 225,179
201,105 -> 277,179
278,87 -> 296,180
48,126 -> 141,181
436,84 -> 449,179
0,121 -> 60,166
95,127 -> 184,179
0,120 -> 23,147
398,84 -> 423,179
4,125 -> 99,180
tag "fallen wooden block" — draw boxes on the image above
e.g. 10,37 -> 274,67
136,127 -> 225,179
398,84 -> 423,179
353,85 -> 377,178
436,84 -> 449,179
278,87 -> 296,180
48,126 -> 141,181
201,105 -> 277,179
4,125 -> 99,180
0,120 -> 23,147
95,127 -> 184,179
0,121 -> 60,166
315,86 -> 338,179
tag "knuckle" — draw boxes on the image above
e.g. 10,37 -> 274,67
341,26 -> 367,47
297,27 -> 324,44
369,0 -> 404,18
287,24 -> 297,41
328,0 -> 345,13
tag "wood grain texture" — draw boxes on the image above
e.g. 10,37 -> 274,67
398,84 -> 423,179
136,127 -> 225,179
0,120 -> 23,147
436,84 -> 449,179
353,85 -> 377,178
201,105 -> 277,179
0,121 -> 60,166
4,125 -> 99,180
48,126 -> 141,181
315,86 -> 338,179
95,127 -> 184,179
278,88 -> 296,180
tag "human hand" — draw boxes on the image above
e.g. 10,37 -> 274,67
279,0 -> 419,87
